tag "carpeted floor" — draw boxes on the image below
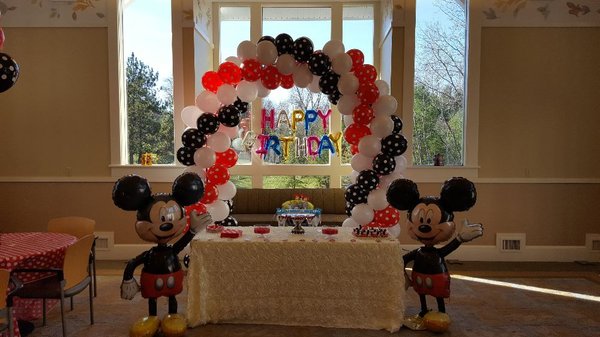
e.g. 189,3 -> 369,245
22,261 -> 600,337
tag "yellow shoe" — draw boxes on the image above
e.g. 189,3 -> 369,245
161,313 -> 187,337
403,313 -> 427,331
423,311 -> 451,333
129,316 -> 160,337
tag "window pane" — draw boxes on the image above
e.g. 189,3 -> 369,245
230,175 -> 252,189
343,5 -> 374,65
413,0 -> 466,166
263,176 -> 330,189
261,8 -> 332,165
123,0 -> 174,164
219,7 -> 250,63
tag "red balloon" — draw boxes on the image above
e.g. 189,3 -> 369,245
352,103 -> 375,125
241,59 -> 262,82
373,206 -> 400,228
354,64 -> 377,84
280,74 -> 294,89
347,49 -> 364,71
0,28 -> 5,50
201,71 -> 223,93
218,61 -> 242,85
260,65 -> 281,90
357,82 -> 380,105
344,123 -> 371,145
215,148 -> 238,168
200,183 -> 219,204
184,201 -> 208,231
206,165 -> 230,185
350,144 -> 359,155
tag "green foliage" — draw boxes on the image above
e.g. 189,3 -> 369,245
126,53 -> 174,164
263,176 -> 330,189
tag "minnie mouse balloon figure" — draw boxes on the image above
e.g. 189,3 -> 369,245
112,172 -> 212,337
386,177 -> 483,332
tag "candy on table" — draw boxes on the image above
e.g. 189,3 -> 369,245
253,226 -> 271,234
321,227 -> 338,235
220,229 -> 243,238
207,224 -> 224,233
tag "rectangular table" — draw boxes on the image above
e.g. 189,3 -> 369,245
186,226 -> 405,332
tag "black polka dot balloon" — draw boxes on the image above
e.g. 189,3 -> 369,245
292,37 -> 313,63
177,146 -> 196,166
357,169 -> 380,192
345,201 -> 355,216
328,89 -> 342,105
319,71 -> 340,96
0,53 -> 20,93
344,184 -> 369,205
381,133 -> 408,157
391,115 -> 403,134
226,199 -> 234,213
181,128 -> 207,149
234,98 -> 249,115
217,105 -> 241,127
258,35 -> 275,44
219,216 -> 238,227
196,113 -> 220,135
372,153 -> 396,175
308,53 -> 331,76
275,33 -> 294,55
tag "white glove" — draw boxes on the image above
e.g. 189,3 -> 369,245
190,211 -> 213,233
457,219 -> 483,243
120,278 -> 140,300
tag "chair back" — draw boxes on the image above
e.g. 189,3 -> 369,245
0,269 -> 8,311
48,216 -> 95,239
62,235 -> 95,289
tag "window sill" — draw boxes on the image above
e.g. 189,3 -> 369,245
110,164 -> 187,182
405,166 -> 479,183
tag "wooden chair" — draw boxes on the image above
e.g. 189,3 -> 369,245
12,234 -> 95,337
48,216 -> 98,298
1,268 -> 20,337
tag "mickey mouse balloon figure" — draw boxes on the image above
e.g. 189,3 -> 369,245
386,177 -> 483,333
0,21 -> 20,93
112,172 -> 212,337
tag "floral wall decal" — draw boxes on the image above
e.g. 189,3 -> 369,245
481,0 -> 600,26
0,0 -> 107,27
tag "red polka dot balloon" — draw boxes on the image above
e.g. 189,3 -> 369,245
344,123 -> 372,146
218,61 -> 242,85
352,103 -> 375,125
350,144 -> 359,155
215,148 -> 238,168
200,183 -> 219,204
280,73 -> 294,89
261,65 -> 281,90
347,49 -> 364,71
201,71 -> 223,93
373,205 -> 400,228
184,201 -> 207,231
241,59 -> 262,82
354,64 -> 377,84
357,82 -> 380,105
206,165 -> 230,185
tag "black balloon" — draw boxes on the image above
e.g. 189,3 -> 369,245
308,53 -> 331,76
292,37 -> 314,63
217,105 -> 240,127
258,35 -> 275,44
112,174 -> 152,211
172,172 -> 204,206
219,216 -> 238,227
0,53 -> 19,93
372,153 -> 396,175
275,33 -> 294,55
225,199 -> 234,213
440,177 -> 477,212
319,71 -> 340,95
391,115 -> 403,134
176,146 -> 196,166
196,113 -> 220,135
381,133 -> 408,157
386,179 -> 420,211
345,184 -> 369,205
345,201 -> 355,216
357,169 -> 380,192
234,98 -> 249,115
181,128 -> 207,149
328,89 -> 342,105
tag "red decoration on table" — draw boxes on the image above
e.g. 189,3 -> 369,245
206,224 -> 224,233
220,229 -> 243,238
253,226 -> 271,235
322,227 -> 338,235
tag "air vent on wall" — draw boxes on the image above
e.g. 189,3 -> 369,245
94,231 -> 114,251
496,233 -> 526,252
586,234 -> 600,252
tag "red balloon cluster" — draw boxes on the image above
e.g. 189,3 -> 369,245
347,49 -> 364,71
261,65 -> 281,90
201,71 -> 223,93
343,123 -> 371,145
184,201 -> 207,232
206,165 -> 230,186
352,104 -> 375,125
373,206 -> 400,227
215,149 -> 238,168
200,183 -> 219,204
217,62 -> 242,85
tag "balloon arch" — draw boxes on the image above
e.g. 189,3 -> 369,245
177,33 -> 408,233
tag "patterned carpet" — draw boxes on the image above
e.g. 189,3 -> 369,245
23,262 -> 600,337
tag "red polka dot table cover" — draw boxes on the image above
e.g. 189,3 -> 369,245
0,232 -> 77,337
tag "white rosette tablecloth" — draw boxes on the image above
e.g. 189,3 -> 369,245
186,226 -> 405,332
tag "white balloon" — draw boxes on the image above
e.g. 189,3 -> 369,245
358,135 -> 382,157
351,204 -> 374,225
349,170 -> 360,184
379,172 -> 403,188
206,132 -> 231,153
342,114 -> 354,127
276,53 -> 296,75
207,200 -> 229,222
367,188 -> 389,211
323,40 -> 345,58
236,80 -> 258,102
394,155 -> 408,173
231,138 -> 244,151
256,81 -> 271,98
237,40 -> 257,60
338,72 -> 359,96
225,56 -> 242,66
292,63 -> 313,88
257,40 -> 278,65
217,181 -> 237,200
216,84 -> 237,105
350,153 -> 373,172
342,217 -> 359,228
184,165 -> 206,181
307,75 -> 321,93
388,224 -> 401,239
337,94 -> 359,115
375,79 -> 390,96
195,91 -> 221,114
370,115 -> 394,138
181,105 -> 202,128
194,147 -> 216,168
373,95 -> 398,116
218,124 -> 239,139
332,53 -> 353,74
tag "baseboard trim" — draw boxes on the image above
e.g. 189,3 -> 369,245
97,243 -> 600,262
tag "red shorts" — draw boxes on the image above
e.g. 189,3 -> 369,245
411,271 -> 450,298
140,270 -> 184,298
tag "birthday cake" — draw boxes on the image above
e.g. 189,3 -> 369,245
276,194 -> 321,226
